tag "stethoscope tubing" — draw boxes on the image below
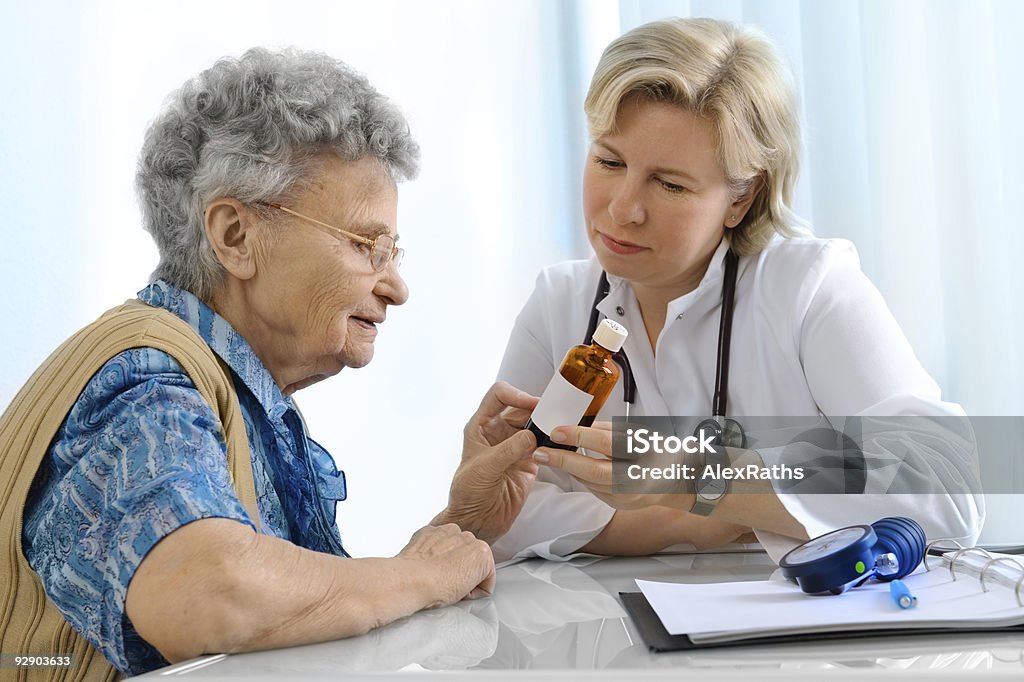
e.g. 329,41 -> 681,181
584,249 -> 739,420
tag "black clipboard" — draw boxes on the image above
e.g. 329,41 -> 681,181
618,591 -> 1024,652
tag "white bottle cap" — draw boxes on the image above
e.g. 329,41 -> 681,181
593,318 -> 628,353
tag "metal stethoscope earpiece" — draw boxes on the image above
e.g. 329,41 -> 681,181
585,249 -> 744,443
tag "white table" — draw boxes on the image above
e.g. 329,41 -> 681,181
132,552 -> 1024,680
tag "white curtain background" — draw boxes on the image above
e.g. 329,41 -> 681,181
616,0 -> 1024,418
2,0 -> 1021,555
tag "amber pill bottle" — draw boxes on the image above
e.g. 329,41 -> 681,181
527,318 -> 628,451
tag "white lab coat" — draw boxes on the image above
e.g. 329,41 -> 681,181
493,237 -> 984,564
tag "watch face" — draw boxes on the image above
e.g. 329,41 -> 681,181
784,526 -> 870,565
696,477 -> 727,501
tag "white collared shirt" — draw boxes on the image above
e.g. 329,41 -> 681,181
492,237 -> 983,564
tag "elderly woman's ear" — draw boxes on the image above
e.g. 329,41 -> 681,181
205,198 -> 261,280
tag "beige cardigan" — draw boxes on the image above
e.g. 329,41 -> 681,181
0,299 -> 259,681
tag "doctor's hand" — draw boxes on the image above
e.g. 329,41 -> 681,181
535,423 -> 756,552
433,381 -> 539,544
534,422 -> 691,512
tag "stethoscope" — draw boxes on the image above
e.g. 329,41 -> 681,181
780,516 -> 925,605
583,249 -> 746,448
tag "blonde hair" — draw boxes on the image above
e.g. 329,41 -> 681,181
585,18 -> 805,255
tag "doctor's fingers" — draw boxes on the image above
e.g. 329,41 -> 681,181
533,447 -> 612,486
548,423 -> 614,457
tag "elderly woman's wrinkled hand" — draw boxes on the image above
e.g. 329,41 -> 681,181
397,524 -> 496,603
434,382 -> 539,544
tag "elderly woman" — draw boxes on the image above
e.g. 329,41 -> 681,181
492,18 -> 983,564
0,48 -> 538,679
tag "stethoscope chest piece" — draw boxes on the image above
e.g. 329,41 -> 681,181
695,416 -> 746,449
779,516 -> 926,595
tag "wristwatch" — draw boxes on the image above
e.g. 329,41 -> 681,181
691,440 -> 730,516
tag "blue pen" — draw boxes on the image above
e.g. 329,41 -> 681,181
889,579 -> 917,609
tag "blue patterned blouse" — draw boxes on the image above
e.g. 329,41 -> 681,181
22,280 -> 349,676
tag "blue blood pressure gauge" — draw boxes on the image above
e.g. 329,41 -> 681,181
780,517 -> 926,596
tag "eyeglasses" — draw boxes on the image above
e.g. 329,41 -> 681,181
264,202 -> 404,271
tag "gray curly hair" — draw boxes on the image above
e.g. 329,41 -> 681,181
136,47 -> 420,300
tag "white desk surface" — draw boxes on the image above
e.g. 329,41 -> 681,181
132,552 -> 1024,680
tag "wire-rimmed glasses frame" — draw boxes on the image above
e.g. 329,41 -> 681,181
263,201 -> 403,271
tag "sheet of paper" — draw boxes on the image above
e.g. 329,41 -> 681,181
636,567 -> 1024,641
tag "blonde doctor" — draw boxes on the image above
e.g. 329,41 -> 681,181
491,18 -> 983,564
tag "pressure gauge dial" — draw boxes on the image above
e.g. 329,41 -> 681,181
780,517 -> 926,595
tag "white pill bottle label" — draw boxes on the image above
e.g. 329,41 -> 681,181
531,372 -> 593,435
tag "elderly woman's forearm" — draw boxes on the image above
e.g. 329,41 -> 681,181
126,519 -> 435,663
